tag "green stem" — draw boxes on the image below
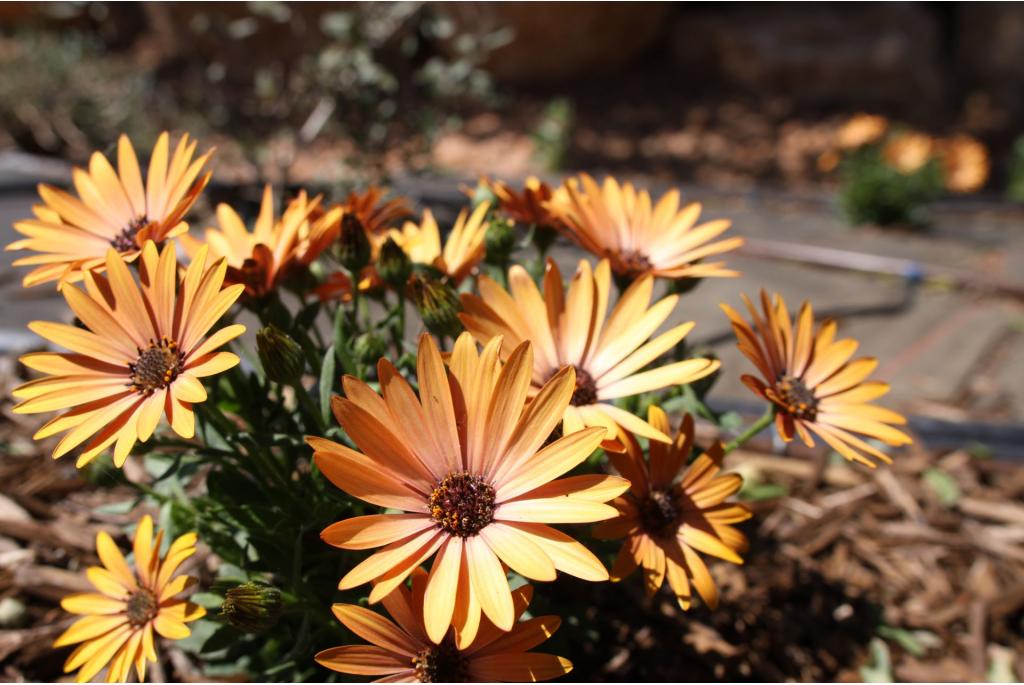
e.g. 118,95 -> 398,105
126,480 -> 169,505
196,402 -> 238,444
348,269 -> 361,332
292,380 -> 327,434
494,259 -> 510,290
388,291 -> 406,358
723,405 -> 775,455
681,383 -> 720,424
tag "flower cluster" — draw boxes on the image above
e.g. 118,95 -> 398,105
7,132 -> 912,682
818,113 -> 990,227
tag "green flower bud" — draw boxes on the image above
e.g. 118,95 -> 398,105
220,581 -> 283,634
256,325 -> 305,384
484,216 -> 517,266
377,236 -> 413,290
334,212 -> 372,274
409,274 -> 463,340
353,332 -> 388,367
470,181 -> 498,207
530,222 -> 558,256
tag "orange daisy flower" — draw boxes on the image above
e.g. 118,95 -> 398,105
54,515 -> 204,683
341,186 -> 413,236
12,241 -> 245,467
722,290 -> 912,467
835,113 -> 889,150
181,185 -> 341,299
882,132 -> 934,175
388,203 -> 491,284
594,408 -> 750,610
459,258 -> 719,444
316,568 -> 571,682
483,176 -> 565,230
7,132 -> 212,287
938,135 -> 989,194
307,333 -> 627,647
547,174 -> 744,281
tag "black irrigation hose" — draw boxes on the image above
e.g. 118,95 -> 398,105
707,397 -> 1024,462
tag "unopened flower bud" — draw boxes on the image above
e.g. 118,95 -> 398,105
256,325 -> 305,384
220,581 -> 283,634
353,332 -> 388,366
377,236 -> 413,290
334,212 -> 372,274
408,274 -> 462,339
484,216 -> 517,265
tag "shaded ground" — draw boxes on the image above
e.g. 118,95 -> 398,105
3,370 -> 1024,681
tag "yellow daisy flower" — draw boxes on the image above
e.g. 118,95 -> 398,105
388,203 -> 491,284
722,290 -> 912,467
594,408 -> 750,610
307,333 -> 628,648
12,241 -> 245,467
181,185 -> 341,299
316,568 -> 572,682
7,132 -> 212,288
547,174 -> 744,281
54,515 -> 204,683
459,258 -> 720,445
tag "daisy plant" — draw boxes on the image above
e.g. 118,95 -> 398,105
6,132 -> 913,682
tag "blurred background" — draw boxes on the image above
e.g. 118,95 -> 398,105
1,2 -> 1023,682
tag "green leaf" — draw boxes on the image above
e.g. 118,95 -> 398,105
877,624 -> 938,657
718,411 -> 743,432
92,499 -> 136,515
739,481 -> 789,502
319,344 -> 337,428
922,468 -> 961,507
860,637 -> 894,683
174,618 -> 219,655
190,592 -> 225,610
987,644 -> 1019,683
199,624 -> 241,655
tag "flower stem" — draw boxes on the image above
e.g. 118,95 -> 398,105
723,405 -> 775,455
292,380 -> 327,434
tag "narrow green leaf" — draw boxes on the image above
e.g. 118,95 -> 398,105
923,468 -> 961,507
319,344 -> 337,428
860,637 -> 893,683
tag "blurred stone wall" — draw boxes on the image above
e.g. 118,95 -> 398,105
4,2 -> 1023,116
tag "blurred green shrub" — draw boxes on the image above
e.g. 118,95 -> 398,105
838,146 -> 943,227
1,2 -> 504,179
532,97 -> 575,171
0,30 -> 154,157
1006,135 -> 1024,202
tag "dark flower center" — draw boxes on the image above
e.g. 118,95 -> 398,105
617,249 -> 652,279
569,365 -> 598,407
776,374 -> 818,420
412,641 -> 467,682
428,473 -> 496,538
129,338 -> 183,394
110,215 -> 149,252
639,487 -> 683,538
239,257 -> 266,292
125,589 -> 158,627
